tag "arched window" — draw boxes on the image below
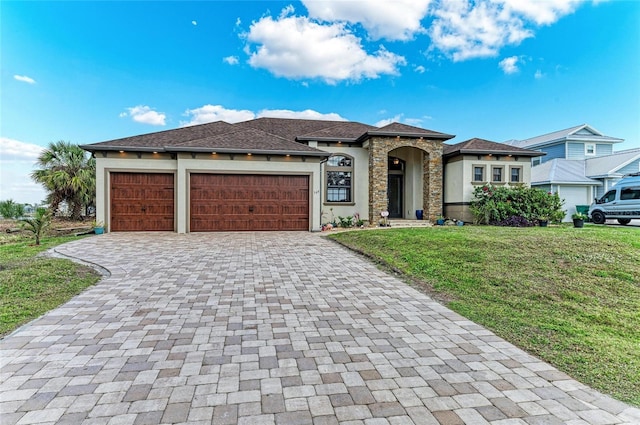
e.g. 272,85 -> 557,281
326,154 -> 353,203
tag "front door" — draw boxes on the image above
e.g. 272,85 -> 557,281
388,174 -> 403,218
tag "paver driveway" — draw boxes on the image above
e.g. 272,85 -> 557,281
1,232 -> 639,425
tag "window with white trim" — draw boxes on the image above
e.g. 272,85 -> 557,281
585,143 -> 596,156
326,154 -> 353,203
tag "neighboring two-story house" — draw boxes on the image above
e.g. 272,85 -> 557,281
506,124 -> 640,220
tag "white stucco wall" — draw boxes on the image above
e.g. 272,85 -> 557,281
95,152 -> 323,233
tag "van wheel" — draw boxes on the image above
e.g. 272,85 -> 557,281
591,211 -> 606,224
617,218 -> 631,225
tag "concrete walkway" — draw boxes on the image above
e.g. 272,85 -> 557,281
1,232 -> 638,425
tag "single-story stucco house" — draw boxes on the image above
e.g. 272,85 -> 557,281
81,118 -> 542,232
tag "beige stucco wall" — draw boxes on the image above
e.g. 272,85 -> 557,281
319,146 -> 369,224
444,158 -> 464,203
95,152 -> 323,233
444,154 -> 533,222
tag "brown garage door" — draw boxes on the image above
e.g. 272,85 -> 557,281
190,174 -> 309,231
110,173 -> 174,231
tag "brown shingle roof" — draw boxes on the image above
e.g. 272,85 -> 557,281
81,117 -> 456,155
360,122 -> 454,141
296,122 -> 377,141
443,138 -> 545,157
81,121 -> 235,151
237,117 -> 351,141
167,127 -> 328,156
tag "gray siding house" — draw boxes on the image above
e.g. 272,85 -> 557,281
507,124 -> 640,220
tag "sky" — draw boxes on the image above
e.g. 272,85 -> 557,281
1,0 -> 639,204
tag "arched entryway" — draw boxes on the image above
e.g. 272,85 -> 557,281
367,135 -> 444,224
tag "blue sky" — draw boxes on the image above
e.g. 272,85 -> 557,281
1,0 -> 639,204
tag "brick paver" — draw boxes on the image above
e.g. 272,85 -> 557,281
1,232 -> 639,424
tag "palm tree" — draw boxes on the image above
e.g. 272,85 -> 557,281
31,141 -> 95,220
20,208 -> 51,245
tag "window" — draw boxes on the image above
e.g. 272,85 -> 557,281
473,166 -> 484,182
620,187 -> 640,200
585,143 -> 596,156
492,166 -> 503,182
600,190 -> 616,203
510,167 -> 521,183
326,154 -> 353,203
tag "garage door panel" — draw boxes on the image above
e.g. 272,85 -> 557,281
190,174 -> 309,231
110,173 -> 174,231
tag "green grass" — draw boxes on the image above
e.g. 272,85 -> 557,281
330,225 -> 640,406
0,235 -> 101,337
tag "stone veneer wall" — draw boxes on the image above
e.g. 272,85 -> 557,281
368,136 -> 443,224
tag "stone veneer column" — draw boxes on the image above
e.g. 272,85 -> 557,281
424,152 -> 443,221
368,138 -> 389,225
368,136 -> 444,224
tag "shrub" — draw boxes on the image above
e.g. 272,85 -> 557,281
470,184 -> 565,226
0,199 -> 25,219
493,215 -> 535,227
338,216 -> 354,228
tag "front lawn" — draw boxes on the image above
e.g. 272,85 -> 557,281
0,235 -> 101,337
330,225 -> 640,406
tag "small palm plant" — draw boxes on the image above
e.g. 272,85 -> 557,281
20,208 -> 52,245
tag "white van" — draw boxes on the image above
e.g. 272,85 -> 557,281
589,172 -> 640,225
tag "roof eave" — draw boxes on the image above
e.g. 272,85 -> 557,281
534,180 -> 602,186
443,149 -> 545,158
295,136 -> 360,143
80,145 -> 163,153
587,173 -> 624,179
164,146 -> 330,157
357,131 -> 455,143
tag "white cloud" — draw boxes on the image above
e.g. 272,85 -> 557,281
257,109 -> 347,121
501,0 -> 582,25
0,137 -> 44,162
534,69 -> 545,79
245,12 -> 405,83
302,0 -> 432,41
192,20 -> 197,26
375,113 -> 428,127
0,138 -> 47,204
223,56 -> 239,65
181,105 -> 256,126
121,105 -> 166,126
14,75 -> 36,84
375,114 -> 403,127
414,65 -> 426,73
181,105 -> 347,126
429,1 -> 532,61
427,0 -> 589,61
499,56 -> 520,74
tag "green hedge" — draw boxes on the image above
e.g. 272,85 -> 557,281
470,184 -> 565,225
